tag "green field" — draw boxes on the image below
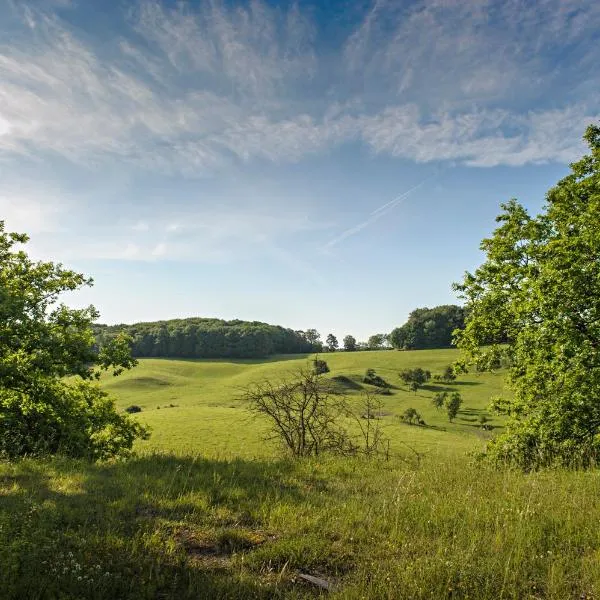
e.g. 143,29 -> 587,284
101,349 -> 506,458
3,349 -> 600,599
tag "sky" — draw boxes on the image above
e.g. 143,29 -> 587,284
1,0 -> 599,341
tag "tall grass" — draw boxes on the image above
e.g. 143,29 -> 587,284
1,453 -> 599,599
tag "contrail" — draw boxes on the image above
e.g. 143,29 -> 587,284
323,175 -> 433,250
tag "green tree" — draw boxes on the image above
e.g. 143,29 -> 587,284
326,333 -> 339,352
399,367 -> 431,393
445,392 -> 463,422
304,328 -> 323,352
0,222 -> 149,460
389,305 -> 465,350
343,335 -> 357,351
432,391 -> 447,410
454,124 -> 600,468
367,333 -> 387,350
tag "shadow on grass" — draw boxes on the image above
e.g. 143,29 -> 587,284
147,354 -> 312,366
0,455 -> 314,599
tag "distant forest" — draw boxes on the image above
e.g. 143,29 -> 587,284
93,318 -> 316,359
94,305 -> 468,360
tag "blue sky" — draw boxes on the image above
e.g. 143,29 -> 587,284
1,0 -> 599,341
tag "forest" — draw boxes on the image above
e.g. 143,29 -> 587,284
93,318 -> 316,359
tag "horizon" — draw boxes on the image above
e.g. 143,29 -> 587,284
1,0 -> 599,340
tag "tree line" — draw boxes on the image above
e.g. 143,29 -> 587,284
94,319 -> 317,359
93,304 -> 469,360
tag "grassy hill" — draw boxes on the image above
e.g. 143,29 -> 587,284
100,348 -> 506,458
3,350 -> 600,599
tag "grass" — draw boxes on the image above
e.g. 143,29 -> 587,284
2,349 -> 600,598
100,349 -> 506,458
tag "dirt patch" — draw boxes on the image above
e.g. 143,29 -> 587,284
175,527 -> 277,565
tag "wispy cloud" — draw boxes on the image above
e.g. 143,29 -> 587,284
0,0 -> 597,175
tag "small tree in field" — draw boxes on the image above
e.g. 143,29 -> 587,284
432,391 -> 447,410
399,368 -> 431,393
0,222 -> 149,460
244,367 -> 354,458
434,365 -> 456,383
401,407 -> 423,425
445,392 -> 463,422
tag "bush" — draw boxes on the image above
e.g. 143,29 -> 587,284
363,369 -> 390,389
401,407 -> 423,425
313,358 -> 330,375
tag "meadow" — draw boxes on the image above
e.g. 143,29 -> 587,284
2,349 -> 600,599
101,349 -> 506,458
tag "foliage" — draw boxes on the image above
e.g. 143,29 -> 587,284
444,392 -> 463,422
433,364 -> 456,383
454,124 -> 600,468
432,391 -> 447,410
367,333 -> 389,350
244,367 -> 355,458
401,407 -> 424,425
325,333 -> 339,352
343,334 -> 357,352
389,305 -> 465,350
304,328 -> 323,353
0,222 -> 148,460
399,367 -> 431,393
312,357 -> 330,375
362,368 -> 390,389
94,319 -> 320,360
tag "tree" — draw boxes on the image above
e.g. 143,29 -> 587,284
343,335 -> 357,352
432,391 -> 447,410
454,125 -> 600,468
445,392 -> 463,422
244,367 -> 355,458
401,407 -> 423,425
0,222 -> 149,460
434,365 -> 456,383
367,333 -> 388,350
389,305 -> 465,350
326,333 -> 339,352
399,367 -> 431,393
304,328 -> 323,352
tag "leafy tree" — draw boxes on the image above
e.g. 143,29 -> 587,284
343,335 -> 357,352
304,328 -> 323,352
445,392 -> 463,422
434,365 -> 456,383
399,367 -> 431,393
454,125 -> 600,468
389,305 -> 465,350
0,222 -> 149,460
326,333 -> 339,352
367,333 -> 388,350
401,407 -> 423,425
432,391 -> 447,410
